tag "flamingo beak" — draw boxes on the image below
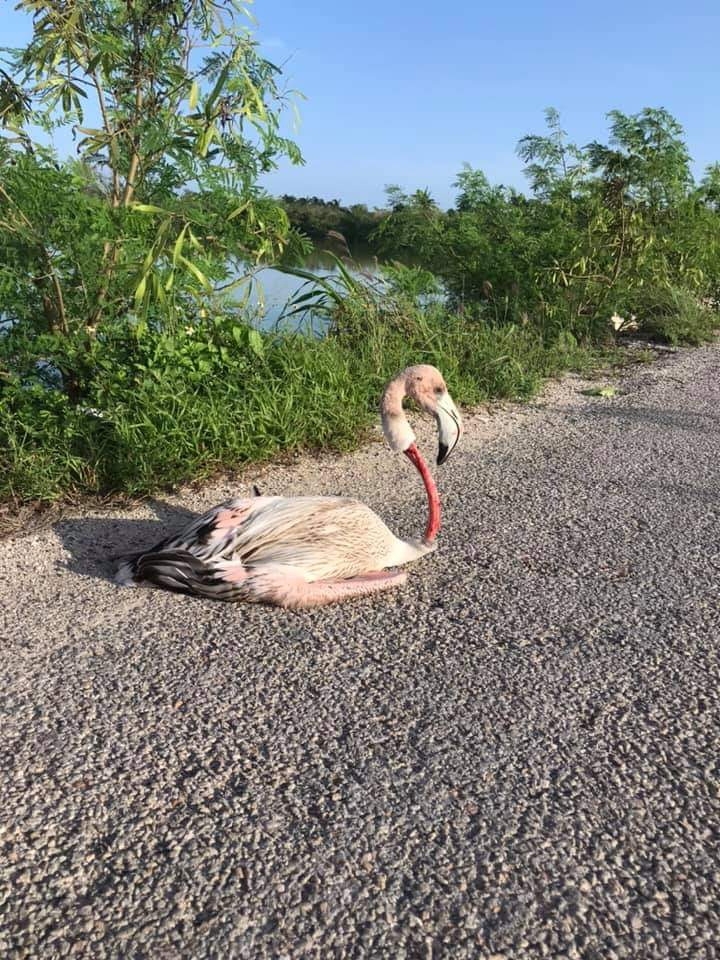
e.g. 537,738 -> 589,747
435,392 -> 462,465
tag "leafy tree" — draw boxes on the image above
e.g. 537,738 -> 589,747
0,0 -> 305,381
277,195 -> 386,248
453,165 -> 494,212
699,163 -> 720,211
373,107 -> 720,338
371,185 -> 447,263
585,108 -> 692,212
516,107 -> 587,200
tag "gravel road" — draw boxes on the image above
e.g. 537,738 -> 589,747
1,344 -> 719,959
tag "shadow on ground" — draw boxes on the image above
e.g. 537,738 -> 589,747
54,499 -> 199,584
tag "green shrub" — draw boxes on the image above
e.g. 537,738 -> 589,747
0,290 -> 602,503
633,287 -> 718,345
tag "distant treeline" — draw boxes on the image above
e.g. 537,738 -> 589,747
277,195 -> 388,249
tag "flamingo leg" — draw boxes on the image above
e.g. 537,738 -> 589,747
234,564 -> 408,609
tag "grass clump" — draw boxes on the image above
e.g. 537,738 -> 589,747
631,286 -> 718,345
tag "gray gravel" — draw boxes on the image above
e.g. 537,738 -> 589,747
1,344 -> 720,959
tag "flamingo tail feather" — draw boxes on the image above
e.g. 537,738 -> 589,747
116,549 -> 246,602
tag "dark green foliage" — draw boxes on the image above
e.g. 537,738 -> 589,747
277,195 -> 387,249
374,108 -> 720,345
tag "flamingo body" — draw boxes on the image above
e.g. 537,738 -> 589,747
116,495 -> 430,599
115,364 -> 462,608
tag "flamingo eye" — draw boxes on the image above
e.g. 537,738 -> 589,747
434,385 -> 444,395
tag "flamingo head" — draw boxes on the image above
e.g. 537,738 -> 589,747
403,365 -> 463,465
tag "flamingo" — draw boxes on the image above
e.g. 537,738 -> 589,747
115,364 -> 462,608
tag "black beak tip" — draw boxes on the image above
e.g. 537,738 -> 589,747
437,443 -> 449,466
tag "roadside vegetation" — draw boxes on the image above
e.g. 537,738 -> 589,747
372,110 -> 720,346
1,2 -> 718,507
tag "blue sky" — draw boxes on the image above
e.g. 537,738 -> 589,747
4,0 -> 719,208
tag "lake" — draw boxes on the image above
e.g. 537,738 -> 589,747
245,247 -> 380,333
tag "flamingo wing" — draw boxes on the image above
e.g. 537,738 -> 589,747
117,495 -> 424,589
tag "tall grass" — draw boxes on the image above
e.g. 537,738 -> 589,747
1,266 -> 609,504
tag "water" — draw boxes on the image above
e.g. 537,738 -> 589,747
245,248 -> 380,333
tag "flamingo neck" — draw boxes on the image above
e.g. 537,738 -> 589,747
380,374 -> 415,452
403,443 -> 441,544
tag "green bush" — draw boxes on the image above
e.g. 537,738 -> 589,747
633,286 -> 718,345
